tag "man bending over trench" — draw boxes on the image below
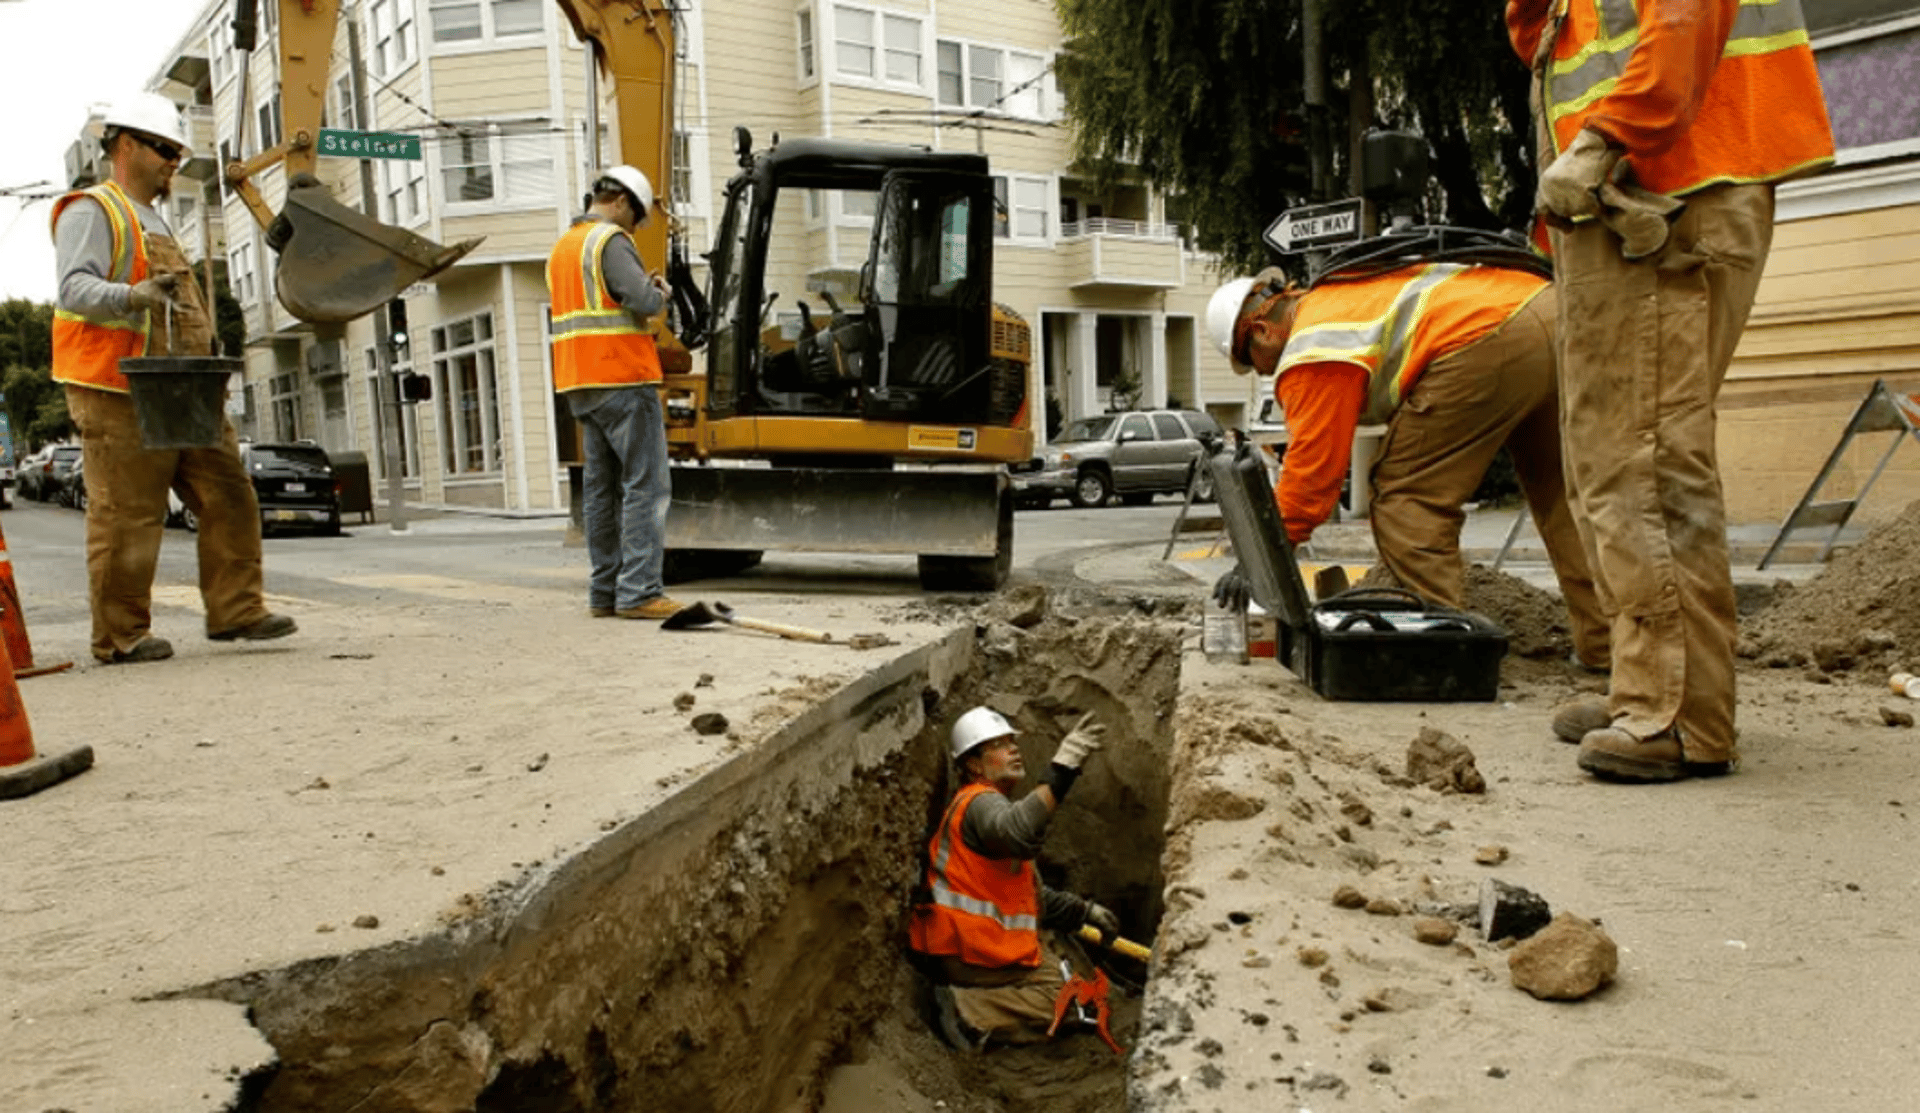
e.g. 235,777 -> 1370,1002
908,706 -> 1120,1049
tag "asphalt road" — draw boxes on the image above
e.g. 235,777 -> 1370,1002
0,491 -> 1217,627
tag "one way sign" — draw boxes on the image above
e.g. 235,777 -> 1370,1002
1264,198 -> 1365,254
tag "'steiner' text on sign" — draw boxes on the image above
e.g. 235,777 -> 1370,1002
316,129 -> 422,162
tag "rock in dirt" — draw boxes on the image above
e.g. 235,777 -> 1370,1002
1480,878 -> 1553,942
691,713 -> 729,736
1414,917 -> 1459,945
1508,913 -> 1617,1000
992,583 -> 1049,628
1475,845 -> 1510,866
1332,885 -> 1368,909
1881,706 -> 1914,728
673,692 -> 697,712
1406,727 -> 1487,794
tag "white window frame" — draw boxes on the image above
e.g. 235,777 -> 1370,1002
209,18 -> 234,87
831,4 -> 924,93
256,91 -> 283,152
439,122 -> 554,215
431,311 -> 502,476
426,0 -> 544,49
228,239 -> 258,308
368,0 -> 417,78
333,74 -> 358,131
797,7 -> 817,84
381,156 -> 428,227
937,38 -> 1052,121
993,173 -> 1052,244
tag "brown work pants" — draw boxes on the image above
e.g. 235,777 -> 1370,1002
1551,183 -> 1774,763
1367,287 -> 1611,667
66,387 -> 269,661
948,934 -> 1078,1045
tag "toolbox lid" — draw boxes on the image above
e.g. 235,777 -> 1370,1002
1209,445 -> 1314,629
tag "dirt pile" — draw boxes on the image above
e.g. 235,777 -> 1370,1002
1742,498 -> 1920,675
1355,562 -> 1577,659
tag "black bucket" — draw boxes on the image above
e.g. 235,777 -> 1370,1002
118,357 -> 242,450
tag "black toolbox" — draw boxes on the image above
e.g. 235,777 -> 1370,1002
1210,445 -> 1508,701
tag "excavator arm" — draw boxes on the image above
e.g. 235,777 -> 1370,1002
224,0 -> 481,324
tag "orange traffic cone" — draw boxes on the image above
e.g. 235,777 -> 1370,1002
0,633 -> 91,800
0,516 -> 72,678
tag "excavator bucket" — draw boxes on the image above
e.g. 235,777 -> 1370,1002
272,176 -> 483,324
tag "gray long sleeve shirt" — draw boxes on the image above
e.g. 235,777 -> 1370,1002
572,213 -> 666,318
957,787 -> 1090,930
53,192 -> 172,321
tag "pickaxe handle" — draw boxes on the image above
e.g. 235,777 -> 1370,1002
1078,924 -> 1153,963
727,616 -> 834,643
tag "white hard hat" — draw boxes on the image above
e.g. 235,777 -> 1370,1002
98,92 -> 192,158
596,164 -> 656,217
950,706 -> 1017,760
1206,278 -> 1256,365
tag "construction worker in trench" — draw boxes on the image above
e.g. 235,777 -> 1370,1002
1508,0 -> 1834,781
909,706 -> 1122,1050
1204,263 -> 1610,672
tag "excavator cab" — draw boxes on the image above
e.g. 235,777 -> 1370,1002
702,137 -> 1018,433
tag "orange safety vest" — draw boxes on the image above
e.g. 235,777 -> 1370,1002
908,782 -> 1043,970
1535,0 -> 1833,197
1274,264 -> 1549,426
48,181 -> 152,394
545,219 -> 661,393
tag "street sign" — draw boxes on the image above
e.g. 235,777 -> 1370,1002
316,129 -> 422,162
1264,198 -> 1365,254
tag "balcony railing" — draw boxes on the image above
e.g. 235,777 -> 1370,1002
1059,218 -> 1184,241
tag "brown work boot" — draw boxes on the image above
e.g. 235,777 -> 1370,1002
1577,727 -> 1735,783
588,606 -> 616,618
1551,697 -> 1612,744
102,636 -> 174,665
209,614 -> 298,642
617,595 -> 684,621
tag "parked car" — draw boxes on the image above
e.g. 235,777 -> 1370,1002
245,441 -> 342,535
1012,408 -> 1225,508
168,442 -> 342,535
19,445 -> 82,502
55,455 -> 86,511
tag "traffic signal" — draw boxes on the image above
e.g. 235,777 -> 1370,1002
400,373 -> 432,402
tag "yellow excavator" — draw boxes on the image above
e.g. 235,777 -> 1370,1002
235,0 -> 1032,591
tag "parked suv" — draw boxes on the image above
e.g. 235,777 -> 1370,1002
19,445 -> 82,502
1012,408 -> 1225,508
246,441 -> 342,535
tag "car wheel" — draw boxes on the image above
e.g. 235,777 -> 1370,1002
1191,467 -> 1216,504
323,510 -> 343,537
1070,468 -> 1111,509
181,507 -> 199,533
75,486 -> 86,512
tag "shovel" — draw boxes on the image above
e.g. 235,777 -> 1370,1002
660,600 -> 835,643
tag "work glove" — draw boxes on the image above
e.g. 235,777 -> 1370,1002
1536,128 -> 1619,224
1084,901 -> 1122,943
1595,180 -> 1686,261
126,273 -> 179,313
1212,564 -> 1250,613
1054,712 -> 1106,769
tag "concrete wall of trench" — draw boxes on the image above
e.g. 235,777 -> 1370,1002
182,606 -> 1182,1111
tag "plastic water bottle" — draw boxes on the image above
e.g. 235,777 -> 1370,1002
1202,598 -> 1248,664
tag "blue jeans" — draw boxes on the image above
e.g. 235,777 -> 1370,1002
569,386 -> 671,610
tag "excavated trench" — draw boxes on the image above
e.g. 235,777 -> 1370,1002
187,599 -> 1183,1112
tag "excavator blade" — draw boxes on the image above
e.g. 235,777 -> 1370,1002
273,178 -> 482,324
666,465 -> 1005,555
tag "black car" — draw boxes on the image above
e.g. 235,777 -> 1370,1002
245,441 -> 341,535
172,442 -> 342,535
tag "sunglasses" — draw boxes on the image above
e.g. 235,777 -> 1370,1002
129,132 -> 185,163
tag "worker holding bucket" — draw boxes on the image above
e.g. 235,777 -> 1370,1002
50,93 -> 295,664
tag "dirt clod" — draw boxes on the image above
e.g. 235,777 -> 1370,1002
1508,913 -> 1617,1000
1332,886 -> 1367,909
690,713 -> 729,736
673,692 -> 697,712
1881,707 -> 1914,728
1406,728 -> 1486,794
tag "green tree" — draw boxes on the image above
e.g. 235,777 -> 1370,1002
1056,0 -> 1536,274
0,300 -> 67,448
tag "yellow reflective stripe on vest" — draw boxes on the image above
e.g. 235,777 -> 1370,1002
1282,264 -> 1461,398
1547,0 -> 1813,129
52,307 -> 147,333
553,224 -> 648,339
89,181 -> 140,284
925,802 -> 1040,934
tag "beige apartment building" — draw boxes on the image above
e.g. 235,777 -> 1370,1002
100,0 -> 1234,518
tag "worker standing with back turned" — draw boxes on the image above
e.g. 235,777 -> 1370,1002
910,706 -> 1121,1050
51,93 -> 296,665
1509,0 -> 1833,782
1205,264 -> 1611,672
546,166 -> 681,620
